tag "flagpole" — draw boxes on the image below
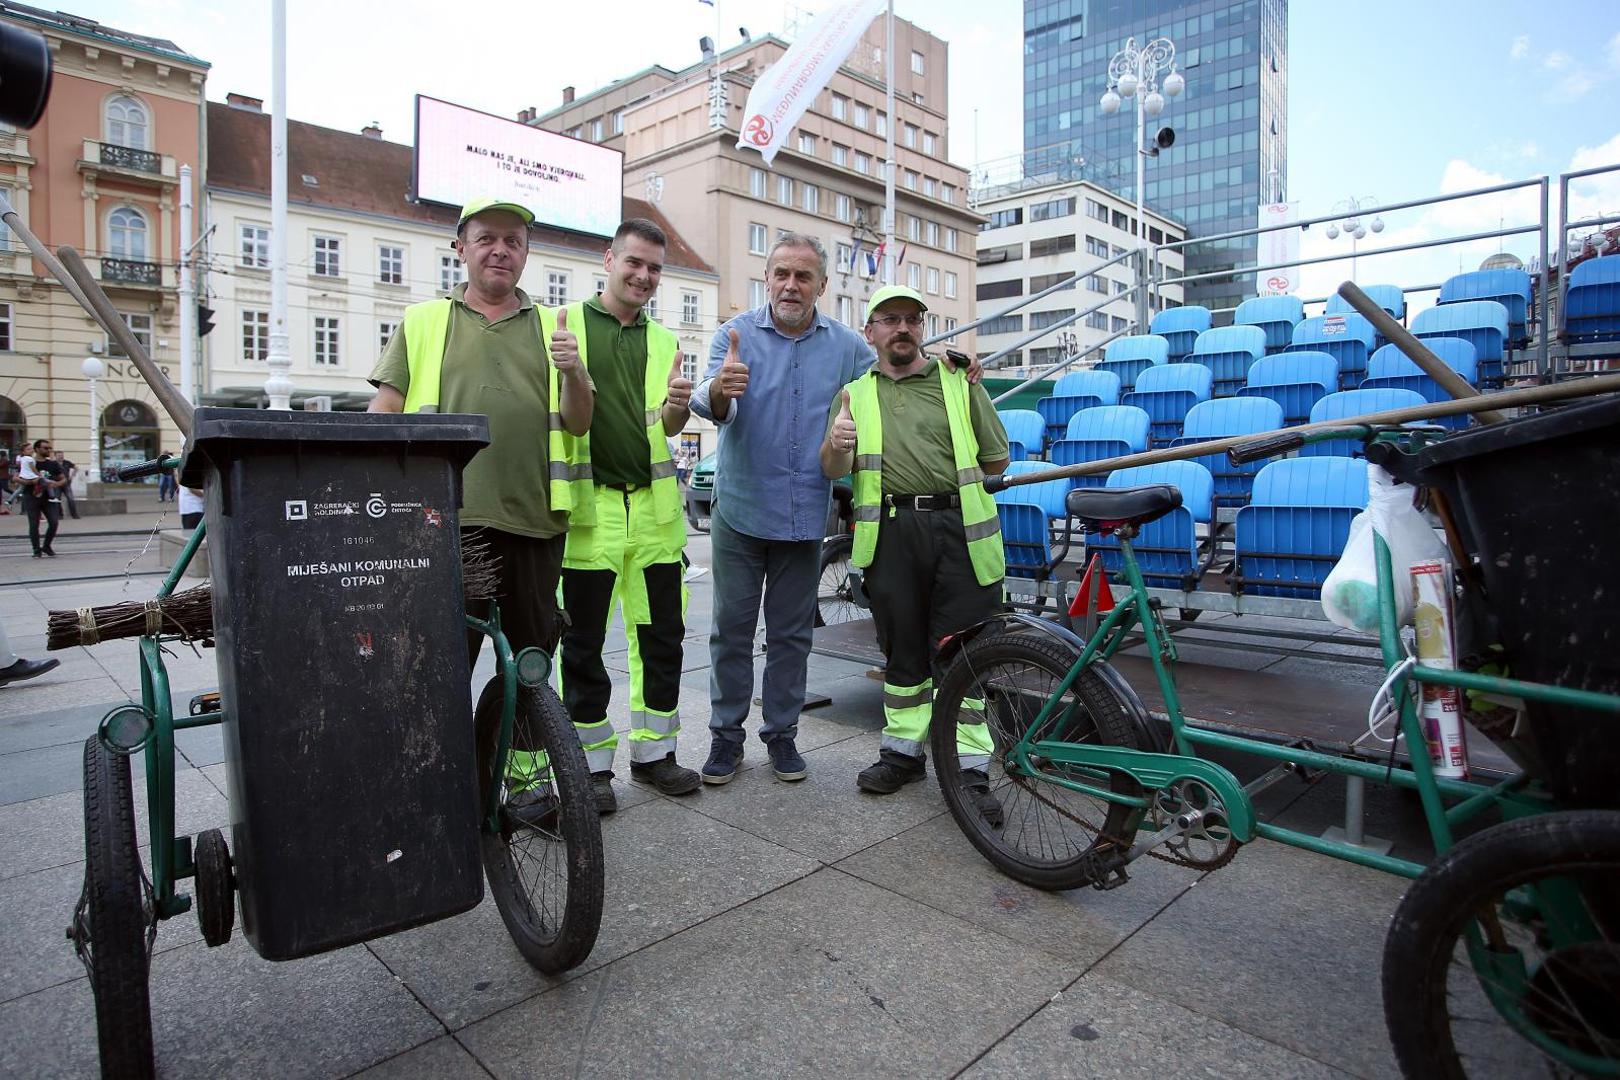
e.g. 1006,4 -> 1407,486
882,0 -> 895,286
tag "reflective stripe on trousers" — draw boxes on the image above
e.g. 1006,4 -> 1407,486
628,706 -> 680,764
880,679 -> 992,767
572,717 -> 618,774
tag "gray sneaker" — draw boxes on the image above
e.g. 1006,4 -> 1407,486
702,739 -> 744,784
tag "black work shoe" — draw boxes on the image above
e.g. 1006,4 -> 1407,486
41,547 -> 55,557
767,737 -> 807,781
857,753 -> 927,794
592,771 -> 618,815
702,739 -> 744,784
962,770 -> 1005,830
505,788 -> 560,831
0,657 -> 59,687
630,754 -> 701,796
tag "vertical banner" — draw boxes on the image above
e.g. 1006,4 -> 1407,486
736,0 -> 884,166
1256,201 -> 1300,295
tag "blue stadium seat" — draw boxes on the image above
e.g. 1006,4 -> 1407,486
1231,457 -> 1370,599
1150,306 -> 1213,360
1360,339 -> 1480,431
1189,325 -> 1268,397
1326,284 -> 1407,323
1439,269 -> 1533,344
1234,295 -> 1305,353
1088,461 -> 1215,590
1303,388 -> 1429,457
1565,255 -> 1620,341
1097,335 -> 1169,392
994,460 -> 1076,582
1285,313 -> 1377,388
1167,396 -> 1286,510
1035,370 -> 1121,446
1412,300 -> 1509,383
1235,352 -> 1339,425
997,409 -> 1047,462
1122,363 -> 1212,445
1048,405 -> 1151,489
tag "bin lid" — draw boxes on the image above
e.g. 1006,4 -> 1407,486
1415,392 -> 1620,474
180,407 -> 491,486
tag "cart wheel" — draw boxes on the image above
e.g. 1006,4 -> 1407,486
473,677 -> 603,974
1383,810 -> 1620,1078
815,534 -> 862,628
70,735 -> 156,1080
192,828 -> 234,947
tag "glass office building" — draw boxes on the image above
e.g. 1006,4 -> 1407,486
1023,0 -> 1288,316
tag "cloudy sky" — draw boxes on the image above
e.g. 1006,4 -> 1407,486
69,0 -> 1620,310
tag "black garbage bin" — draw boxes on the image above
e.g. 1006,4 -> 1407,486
1410,393 -> 1620,809
182,408 -> 491,960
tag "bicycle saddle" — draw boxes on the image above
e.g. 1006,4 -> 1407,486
1066,484 -> 1182,528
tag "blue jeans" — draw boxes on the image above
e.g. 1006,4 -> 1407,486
707,501 -> 821,747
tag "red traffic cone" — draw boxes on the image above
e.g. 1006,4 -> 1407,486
1069,554 -> 1116,616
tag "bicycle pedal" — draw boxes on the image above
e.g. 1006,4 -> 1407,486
1091,864 -> 1131,890
189,691 -> 221,716
1286,739 -> 1324,785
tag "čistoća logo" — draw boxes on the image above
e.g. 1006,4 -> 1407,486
743,114 -> 773,146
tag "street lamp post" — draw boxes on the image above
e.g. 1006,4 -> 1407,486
81,356 -> 104,491
1098,36 -> 1184,251
1326,196 -> 1384,280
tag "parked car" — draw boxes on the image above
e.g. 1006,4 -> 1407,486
684,452 -> 716,531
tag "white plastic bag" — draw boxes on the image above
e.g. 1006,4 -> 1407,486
1321,464 -> 1448,634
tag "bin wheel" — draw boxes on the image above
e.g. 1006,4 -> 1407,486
1382,810 -> 1620,1078
193,828 -> 235,948
70,735 -> 156,1080
815,534 -> 862,628
473,678 -> 604,974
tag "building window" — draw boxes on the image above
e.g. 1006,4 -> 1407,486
109,312 -> 153,357
923,177 -> 936,198
1086,311 -> 1109,331
313,234 -> 342,277
590,118 -> 604,142
105,94 -> 150,149
904,170 -> 918,191
750,167 -> 767,198
798,132 -> 816,155
802,183 -> 818,214
979,313 -> 1024,336
1029,235 -> 1077,259
748,222 -> 768,255
836,242 -> 853,273
831,93 -> 848,121
1087,198 -> 1109,222
594,276 -> 607,295
855,151 -> 871,174
681,352 -> 699,382
612,110 -> 623,135
907,216 -> 921,241
835,194 -> 852,222
853,102 -> 869,129
777,176 -> 793,205
922,131 -> 936,155
1112,315 -> 1129,333
313,316 -> 340,365
439,254 -> 465,292
1086,274 -> 1106,293
1086,235 -> 1109,258
977,279 -> 1021,301
241,309 -> 269,362
944,271 -> 957,299
0,301 -> 10,351
1112,209 -> 1129,232
875,111 -> 887,137
239,223 -> 269,269
926,267 -> 940,295
1030,272 -> 1077,292
944,317 -> 957,339
749,279 -> 766,308
377,244 -> 404,285
942,184 -> 956,206
910,50 -> 925,75
832,143 -> 848,166
906,263 -> 921,290
1030,308 -> 1074,330
903,123 -> 918,149
547,270 -> 569,307
107,206 -> 148,260
925,220 -> 938,246
981,208 -> 1023,231
1030,197 -> 1076,222
1114,279 -> 1128,295
378,320 -> 397,355
945,228 -> 958,253
681,290 -> 700,326
837,294 -> 854,326
646,292 -> 659,320
927,313 -> 939,338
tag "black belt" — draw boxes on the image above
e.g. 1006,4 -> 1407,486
884,492 -> 960,511
604,482 -> 649,492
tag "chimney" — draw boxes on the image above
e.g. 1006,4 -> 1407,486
516,107 -> 534,124
361,122 -> 382,139
226,92 -> 263,112
562,86 -> 575,105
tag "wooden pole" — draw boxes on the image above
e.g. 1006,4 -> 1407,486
992,373 -> 1620,489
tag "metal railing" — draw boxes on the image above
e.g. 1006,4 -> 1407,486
99,143 -> 162,174
1557,162 -> 1620,356
101,258 -> 161,286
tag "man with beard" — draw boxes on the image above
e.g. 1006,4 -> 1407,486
821,286 -> 1009,810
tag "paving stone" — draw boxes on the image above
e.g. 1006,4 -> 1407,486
0,674 -> 129,723
963,974 -> 1348,1078
349,1034 -> 489,1079
458,867 -> 1076,1078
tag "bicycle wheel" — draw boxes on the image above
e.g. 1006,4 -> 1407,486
931,629 -> 1149,892
72,735 -> 156,1080
815,534 -> 862,628
473,677 -> 603,974
1383,810 -> 1620,1078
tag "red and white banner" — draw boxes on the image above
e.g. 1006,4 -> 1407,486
736,0 -> 884,166
1256,201 -> 1300,296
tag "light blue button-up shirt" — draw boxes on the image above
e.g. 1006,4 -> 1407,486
691,305 -> 874,541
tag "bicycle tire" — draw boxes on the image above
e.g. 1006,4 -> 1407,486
931,629 -> 1148,892
1382,810 -> 1620,1078
79,735 -> 155,1080
473,677 -> 604,974
815,534 -> 862,628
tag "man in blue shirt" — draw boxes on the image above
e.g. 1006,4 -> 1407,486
691,234 -> 872,784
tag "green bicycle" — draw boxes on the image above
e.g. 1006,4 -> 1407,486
930,412 -> 1620,1078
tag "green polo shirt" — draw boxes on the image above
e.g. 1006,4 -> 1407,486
828,358 -> 1008,495
371,284 -> 592,538
580,296 -> 653,487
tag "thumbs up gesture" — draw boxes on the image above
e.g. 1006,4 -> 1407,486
550,306 -> 581,378
666,351 -> 693,411
717,328 -> 749,400
831,389 -> 858,452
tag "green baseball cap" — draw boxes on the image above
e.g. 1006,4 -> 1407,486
457,197 -> 535,228
865,284 -> 928,322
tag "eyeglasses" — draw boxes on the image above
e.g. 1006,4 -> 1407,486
870,313 -> 924,328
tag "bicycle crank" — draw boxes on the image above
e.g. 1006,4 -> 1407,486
1141,778 -> 1241,870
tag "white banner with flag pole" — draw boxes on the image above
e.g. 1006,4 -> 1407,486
1256,201 -> 1300,295
736,0 -> 884,166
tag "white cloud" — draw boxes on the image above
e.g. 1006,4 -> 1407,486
1566,130 -> 1620,227
1607,31 -> 1620,70
1550,70 -> 1600,103
1510,34 -> 1530,60
1542,50 -> 1572,70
